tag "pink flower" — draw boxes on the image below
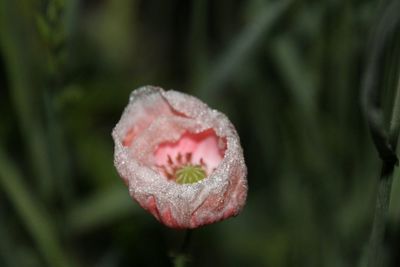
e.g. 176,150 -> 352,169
112,86 -> 247,229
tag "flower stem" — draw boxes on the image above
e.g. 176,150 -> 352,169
0,148 -> 72,267
367,50 -> 400,267
366,75 -> 400,267
367,76 -> 400,266
362,1 -> 400,266
367,163 -> 395,267
173,230 -> 193,267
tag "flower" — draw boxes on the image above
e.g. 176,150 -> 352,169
112,86 -> 247,229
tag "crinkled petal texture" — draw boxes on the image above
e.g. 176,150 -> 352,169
112,86 -> 247,229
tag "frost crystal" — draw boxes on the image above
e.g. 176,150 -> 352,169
112,86 -> 247,229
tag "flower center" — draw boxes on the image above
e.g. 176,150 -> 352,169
153,129 -> 226,184
176,164 -> 207,184
156,152 -> 208,184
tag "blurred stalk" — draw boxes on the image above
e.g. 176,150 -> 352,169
0,0 -> 53,199
173,230 -> 193,267
173,255 -> 188,267
271,37 -> 317,114
188,0 -> 208,90
44,91 -> 74,205
0,149 -> 72,267
0,214 -> 43,267
66,185 -> 136,234
271,37 -> 330,176
39,0 -> 81,206
362,1 -> 400,266
367,164 -> 396,267
388,75 -> 400,146
0,215 -> 17,267
196,0 -> 292,103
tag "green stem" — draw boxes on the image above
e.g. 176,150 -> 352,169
0,0 -> 53,200
389,75 -> 400,145
173,230 -> 193,267
197,0 -> 292,103
363,1 -> 400,266
0,149 -> 72,267
367,75 -> 400,267
367,163 -> 395,267
367,77 -> 400,266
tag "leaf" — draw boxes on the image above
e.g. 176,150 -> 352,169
0,149 -> 73,267
197,0 -> 293,102
66,184 -> 137,234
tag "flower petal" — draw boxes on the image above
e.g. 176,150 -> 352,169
112,86 -> 248,228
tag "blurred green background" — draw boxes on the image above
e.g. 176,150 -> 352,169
1,0 -> 400,266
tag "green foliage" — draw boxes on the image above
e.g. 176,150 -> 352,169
0,0 -> 399,266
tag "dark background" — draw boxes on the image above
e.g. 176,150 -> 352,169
1,0 -> 400,266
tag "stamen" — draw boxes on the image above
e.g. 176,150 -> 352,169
165,172 -> 174,180
167,155 -> 173,165
200,158 -> 207,167
177,153 -> 182,164
185,152 -> 192,163
157,153 -> 208,184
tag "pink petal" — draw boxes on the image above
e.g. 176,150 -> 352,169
154,129 -> 225,175
112,86 -> 247,229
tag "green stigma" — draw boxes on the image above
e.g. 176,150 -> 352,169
175,165 -> 207,184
